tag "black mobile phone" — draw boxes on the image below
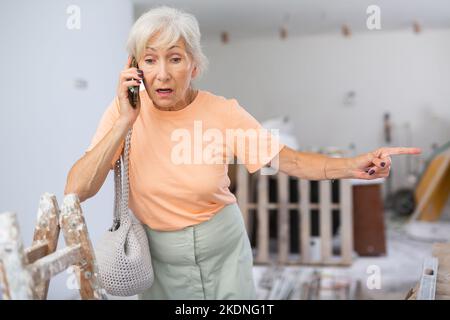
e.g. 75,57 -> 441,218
128,57 -> 139,109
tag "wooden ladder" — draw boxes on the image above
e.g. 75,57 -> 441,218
0,193 -> 105,300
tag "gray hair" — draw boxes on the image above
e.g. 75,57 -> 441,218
126,6 -> 208,78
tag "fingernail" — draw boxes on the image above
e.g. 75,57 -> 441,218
381,162 -> 386,167
369,169 -> 375,175
137,69 -> 143,74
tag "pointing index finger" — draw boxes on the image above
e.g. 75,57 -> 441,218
381,147 -> 422,157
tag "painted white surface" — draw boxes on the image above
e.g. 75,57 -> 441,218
196,29 -> 450,191
0,0 -> 133,299
134,0 -> 450,40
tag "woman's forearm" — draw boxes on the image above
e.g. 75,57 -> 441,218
64,118 -> 131,202
278,146 -> 352,180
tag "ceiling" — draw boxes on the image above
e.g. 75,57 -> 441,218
132,0 -> 450,41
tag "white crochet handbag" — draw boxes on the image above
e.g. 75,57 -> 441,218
95,129 -> 154,296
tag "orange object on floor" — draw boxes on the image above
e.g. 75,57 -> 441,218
414,150 -> 450,221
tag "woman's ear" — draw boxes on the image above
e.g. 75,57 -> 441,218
191,65 -> 198,79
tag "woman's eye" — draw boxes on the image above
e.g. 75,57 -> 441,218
145,59 -> 155,64
171,57 -> 181,63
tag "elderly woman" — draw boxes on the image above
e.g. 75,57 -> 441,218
65,6 -> 421,299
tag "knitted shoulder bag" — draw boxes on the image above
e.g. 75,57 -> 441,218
95,129 -> 154,296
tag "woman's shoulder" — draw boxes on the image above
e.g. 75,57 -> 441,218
200,90 -> 239,110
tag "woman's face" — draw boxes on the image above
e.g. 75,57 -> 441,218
138,36 -> 198,110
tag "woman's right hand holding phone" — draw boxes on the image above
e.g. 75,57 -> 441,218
116,56 -> 143,128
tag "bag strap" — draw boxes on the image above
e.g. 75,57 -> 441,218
112,128 -> 132,229
121,129 -> 132,217
112,158 -> 122,229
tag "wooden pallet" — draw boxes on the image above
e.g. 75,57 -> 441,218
236,165 -> 353,266
0,193 -> 105,300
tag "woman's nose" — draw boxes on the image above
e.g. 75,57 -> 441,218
156,62 -> 170,82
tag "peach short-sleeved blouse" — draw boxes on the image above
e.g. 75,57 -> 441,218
86,89 -> 284,231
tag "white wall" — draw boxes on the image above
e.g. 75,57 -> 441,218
0,0 -> 133,299
197,29 -> 450,190
1,1 -> 450,299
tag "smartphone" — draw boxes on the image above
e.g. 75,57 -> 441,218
128,57 -> 140,109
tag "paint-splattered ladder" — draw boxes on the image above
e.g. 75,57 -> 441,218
0,193 -> 105,300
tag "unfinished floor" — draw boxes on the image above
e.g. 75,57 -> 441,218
252,205 -> 450,300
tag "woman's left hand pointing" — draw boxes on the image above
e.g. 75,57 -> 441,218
348,147 -> 422,180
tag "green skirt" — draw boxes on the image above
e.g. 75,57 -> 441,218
138,203 -> 256,300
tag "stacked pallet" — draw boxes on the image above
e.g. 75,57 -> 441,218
236,166 -> 353,266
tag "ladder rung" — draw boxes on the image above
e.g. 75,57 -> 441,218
25,242 -> 49,264
30,244 -> 82,284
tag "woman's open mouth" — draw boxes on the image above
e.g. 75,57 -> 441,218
156,88 -> 173,98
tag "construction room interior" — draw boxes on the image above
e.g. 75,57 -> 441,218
1,0 -> 450,300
